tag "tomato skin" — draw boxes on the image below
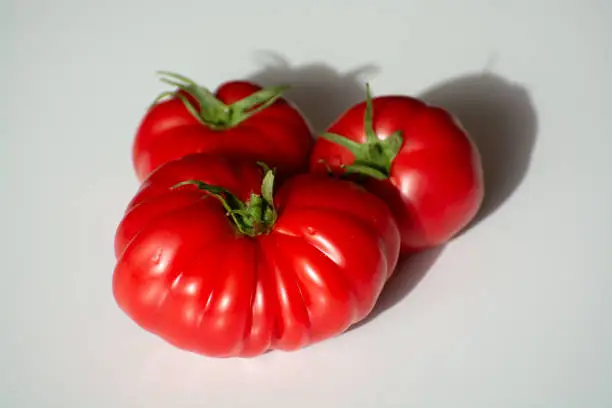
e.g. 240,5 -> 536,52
113,154 -> 400,357
132,80 -> 313,182
309,96 -> 484,253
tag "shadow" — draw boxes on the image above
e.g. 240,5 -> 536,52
350,246 -> 445,331
419,73 -> 539,228
247,51 -> 380,134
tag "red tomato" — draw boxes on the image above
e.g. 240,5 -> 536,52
113,154 -> 400,357
132,72 -> 313,182
310,85 -> 484,253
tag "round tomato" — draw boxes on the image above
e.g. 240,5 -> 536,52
309,85 -> 484,253
132,72 -> 313,182
113,154 -> 400,357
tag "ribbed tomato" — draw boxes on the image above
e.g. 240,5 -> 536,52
132,72 -> 313,182
113,154 -> 400,357
310,85 -> 484,253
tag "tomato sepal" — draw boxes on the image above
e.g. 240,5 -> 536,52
319,84 -> 403,180
172,166 -> 277,237
154,71 -> 289,130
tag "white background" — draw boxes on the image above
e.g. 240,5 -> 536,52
2,0 -> 611,407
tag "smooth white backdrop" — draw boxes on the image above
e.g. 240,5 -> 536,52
2,0 -> 611,407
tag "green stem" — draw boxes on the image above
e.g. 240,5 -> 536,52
320,132 -> 364,151
318,83 -> 404,180
344,163 -> 388,180
228,85 -> 289,126
153,71 -> 289,130
363,83 -> 379,144
172,168 -> 278,237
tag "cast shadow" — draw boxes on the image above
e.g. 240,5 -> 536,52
420,73 -> 539,228
247,51 -> 379,134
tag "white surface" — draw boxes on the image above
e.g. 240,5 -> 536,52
2,0 -> 611,407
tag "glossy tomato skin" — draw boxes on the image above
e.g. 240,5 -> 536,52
113,154 -> 400,357
309,96 -> 484,253
132,81 -> 313,182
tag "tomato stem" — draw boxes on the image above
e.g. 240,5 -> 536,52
153,71 -> 288,130
318,83 -> 403,180
363,83 -> 379,144
172,167 -> 277,237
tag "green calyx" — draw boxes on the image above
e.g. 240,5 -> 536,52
173,166 -> 277,237
153,71 -> 288,130
319,83 -> 403,180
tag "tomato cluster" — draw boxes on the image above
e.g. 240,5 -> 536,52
113,72 -> 484,357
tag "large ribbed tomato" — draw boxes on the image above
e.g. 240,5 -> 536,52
310,85 -> 484,253
113,154 -> 400,357
132,72 -> 313,182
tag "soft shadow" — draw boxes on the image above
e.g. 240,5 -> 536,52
247,51 -> 379,134
350,246 -> 444,331
419,73 -> 539,227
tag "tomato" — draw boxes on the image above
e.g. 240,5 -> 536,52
309,85 -> 484,253
113,154 -> 400,357
132,72 -> 313,182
